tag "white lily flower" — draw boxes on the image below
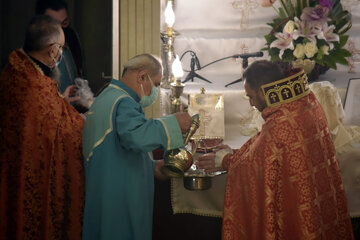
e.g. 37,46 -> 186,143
316,23 -> 339,49
293,17 -> 319,43
270,29 -> 294,59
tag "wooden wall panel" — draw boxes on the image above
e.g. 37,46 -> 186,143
120,0 -> 160,73
120,0 -> 161,118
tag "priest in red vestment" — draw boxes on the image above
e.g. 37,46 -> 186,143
197,60 -> 354,240
0,15 -> 84,239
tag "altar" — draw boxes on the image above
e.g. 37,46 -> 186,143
158,69 -> 360,219
153,0 -> 360,238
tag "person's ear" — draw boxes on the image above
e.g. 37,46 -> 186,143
47,45 -> 57,58
135,72 -> 143,85
257,87 -> 264,99
137,70 -> 147,83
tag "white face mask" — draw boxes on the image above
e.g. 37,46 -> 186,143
53,45 -> 63,67
139,74 -> 159,108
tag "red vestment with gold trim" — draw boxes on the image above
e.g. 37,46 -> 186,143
222,92 -> 353,240
0,49 -> 85,239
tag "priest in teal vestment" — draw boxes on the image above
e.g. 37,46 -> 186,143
82,54 -> 192,240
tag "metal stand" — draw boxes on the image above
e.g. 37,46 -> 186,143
182,55 -> 212,83
179,50 -> 263,86
225,57 -> 248,87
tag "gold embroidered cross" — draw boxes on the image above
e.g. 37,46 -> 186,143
295,84 -> 301,93
283,89 -> 290,98
270,93 -> 277,102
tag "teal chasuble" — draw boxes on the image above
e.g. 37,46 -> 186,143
82,79 -> 184,240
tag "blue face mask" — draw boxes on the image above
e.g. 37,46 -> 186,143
140,74 -> 159,108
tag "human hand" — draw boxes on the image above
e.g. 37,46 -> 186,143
63,85 -> 81,103
196,152 -> 222,173
196,144 -> 232,172
212,144 -> 231,152
154,160 -> 169,181
173,112 -> 192,134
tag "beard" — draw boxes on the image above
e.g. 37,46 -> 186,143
50,66 -> 61,85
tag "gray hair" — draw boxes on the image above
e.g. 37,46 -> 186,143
122,53 -> 162,77
23,15 -> 61,52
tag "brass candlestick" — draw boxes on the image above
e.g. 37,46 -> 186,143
161,0 -> 177,89
170,81 -> 184,113
161,32 -> 177,89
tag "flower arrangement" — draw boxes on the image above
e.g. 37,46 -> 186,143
261,0 -> 352,78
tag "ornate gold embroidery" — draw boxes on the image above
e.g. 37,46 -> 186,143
261,70 -> 310,108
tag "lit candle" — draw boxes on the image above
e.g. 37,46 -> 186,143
164,1 -> 175,36
172,55 -> 184,85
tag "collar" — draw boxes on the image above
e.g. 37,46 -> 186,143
109,79 -> 140,102
28,54 -> 52,77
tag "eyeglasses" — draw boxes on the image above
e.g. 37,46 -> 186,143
49,43 -> 64,51
146,73 -> 161,87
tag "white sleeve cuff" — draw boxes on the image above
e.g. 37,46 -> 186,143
215,148 -> 233,167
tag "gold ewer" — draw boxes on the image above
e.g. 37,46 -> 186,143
161,114 -> 200,177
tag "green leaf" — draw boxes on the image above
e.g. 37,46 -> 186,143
329,0 -> 343,17
282,49 -> 296,62
323,56 -> 337,69
316,52 -> 324,61
338,22 -> 352,35
328,3 -> 352,34
295,0 -> 302,16
336,48 -> 352,58
339,35 -> 349,48
336,17 -> 352,34
279,8 -> 287,18
335,57 -> 349,65
264,34 -> 276,44
315,58 -> 324,66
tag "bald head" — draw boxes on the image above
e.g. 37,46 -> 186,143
122,54 -> 162,78
23,15 -> 62,53
120,54 -> 162,99
24,15 -> 65,70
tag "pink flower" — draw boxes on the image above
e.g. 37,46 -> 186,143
293,17 -> 319,43
301,5 -> 329,24
316,23 -> 339,49
261,0 -> 276,7
270,29 -> 294,59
